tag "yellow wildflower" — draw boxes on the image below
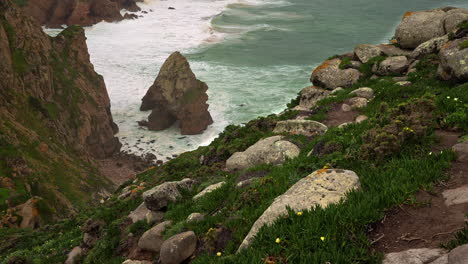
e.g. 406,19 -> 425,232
217,252 -> 222,257
297,211 -> 303,216
320,236 -> 325,242
275,238 -> 281,244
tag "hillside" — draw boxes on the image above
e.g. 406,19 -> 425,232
0,0 -> 122,227
1,4 -> 468,264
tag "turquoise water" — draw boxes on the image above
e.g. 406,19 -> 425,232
50,0 -> 467,160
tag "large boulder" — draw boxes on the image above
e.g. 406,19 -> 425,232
411,35 -> 449,59
160,231 -> 197,264
293,86 -> 331,111
138,221 -> 172,252
373,56 -> 409,75
238,169 -> 360,251
395,10 -> 446,49
273,120 -> 328,137
354,44 -> 383,63
193,182 -> 225,200
225,136 -> 300,171
438,38 -> 468,81
310,58 -> 361,89
383,248 -> 447,264
140,52 -> 213,135
143,178 -> 195,211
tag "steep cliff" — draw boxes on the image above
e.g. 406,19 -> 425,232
0,0 -> 121,226
19,0 -> 142,28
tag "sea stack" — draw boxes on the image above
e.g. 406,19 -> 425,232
140,52 -> 213,135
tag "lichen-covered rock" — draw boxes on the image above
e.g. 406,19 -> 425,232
140,52 -> 213,135
383,248 -> 447,264
273,120 -> 328,137
310,58 -> 361,89
293,86 -> 330,111
395,10 -> 446,48
238,169 -> 360,251
138,221 -> 172,252
411,35 -> 449,59
350,87 -> 374,99
160,231 -> 197,264
354,44 -> 383,63
438,38 -> 468,81
143,179 -> 195,211
193,182 -> 225,200
226,136 -> 300,171
373,56 -> 409,75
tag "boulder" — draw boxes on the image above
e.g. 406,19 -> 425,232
378,44 -> 412,57
193,182 -> 225,200
411,35 -> 449,59
383,248 -> 447,264
438,38 -> 468,81
293,86 -> 331,111
186,213 -> 205,222
452,141 -> 468,161
238,169 -> 360,251
140,52 -> 213,135
226,136 -> 300,171
160,231 -> 197,264
448,244 -> 468,264
346,97 -> 368,109
146,211 -> 165,225
310,58 -> 361,89
273,120 -> 328,137
395,10 -> 446,48
443,8 -> 468,33
65,246 -> 83,264
350,87 -> 374,99
354,44 -> 383,63
128,202 -> 150,223
122,260 -> 153,264
373,56 -> 409,75
442,186 -> 468,206
143,178 -> 195,211
138,221 -> 172,252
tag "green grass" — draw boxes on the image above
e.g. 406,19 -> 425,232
339,57 -> 352,69
459,40 -> 468,50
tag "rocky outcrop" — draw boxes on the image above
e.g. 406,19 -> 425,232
311,58 -> 361,89
273,120 -> 328,137
140,52 -> 213,135
238,169 -> 361,251
160,231 -> 197,264
438,37 -> 468,81
225,136 -> 300,171
0,0 -> 120,220
395,8 -> 468,49
142,178 -> 195,211
22,0 -> 143,28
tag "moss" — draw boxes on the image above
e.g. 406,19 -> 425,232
358,55 -> 386,77
459,40 -> 468,50
339,56 -> 352,69
11,49 -> 28,74
457,19 -> 468,30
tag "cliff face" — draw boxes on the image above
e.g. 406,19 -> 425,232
0,0 -> 121,225
140,52 -> 213,135
20,0 -> 142,28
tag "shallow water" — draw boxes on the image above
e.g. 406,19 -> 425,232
47,0 -> 468,161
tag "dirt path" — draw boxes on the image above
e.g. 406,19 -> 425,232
369,130 -> 467,253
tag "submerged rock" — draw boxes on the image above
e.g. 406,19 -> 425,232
238,169 -> 360,251
140,52 -> 213,135
226,136 -> 300,171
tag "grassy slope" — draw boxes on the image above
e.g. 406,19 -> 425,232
1,54 -> 467,263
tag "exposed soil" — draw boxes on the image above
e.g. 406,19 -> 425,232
369,130 -> 467,253
323,103 -> 359,127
